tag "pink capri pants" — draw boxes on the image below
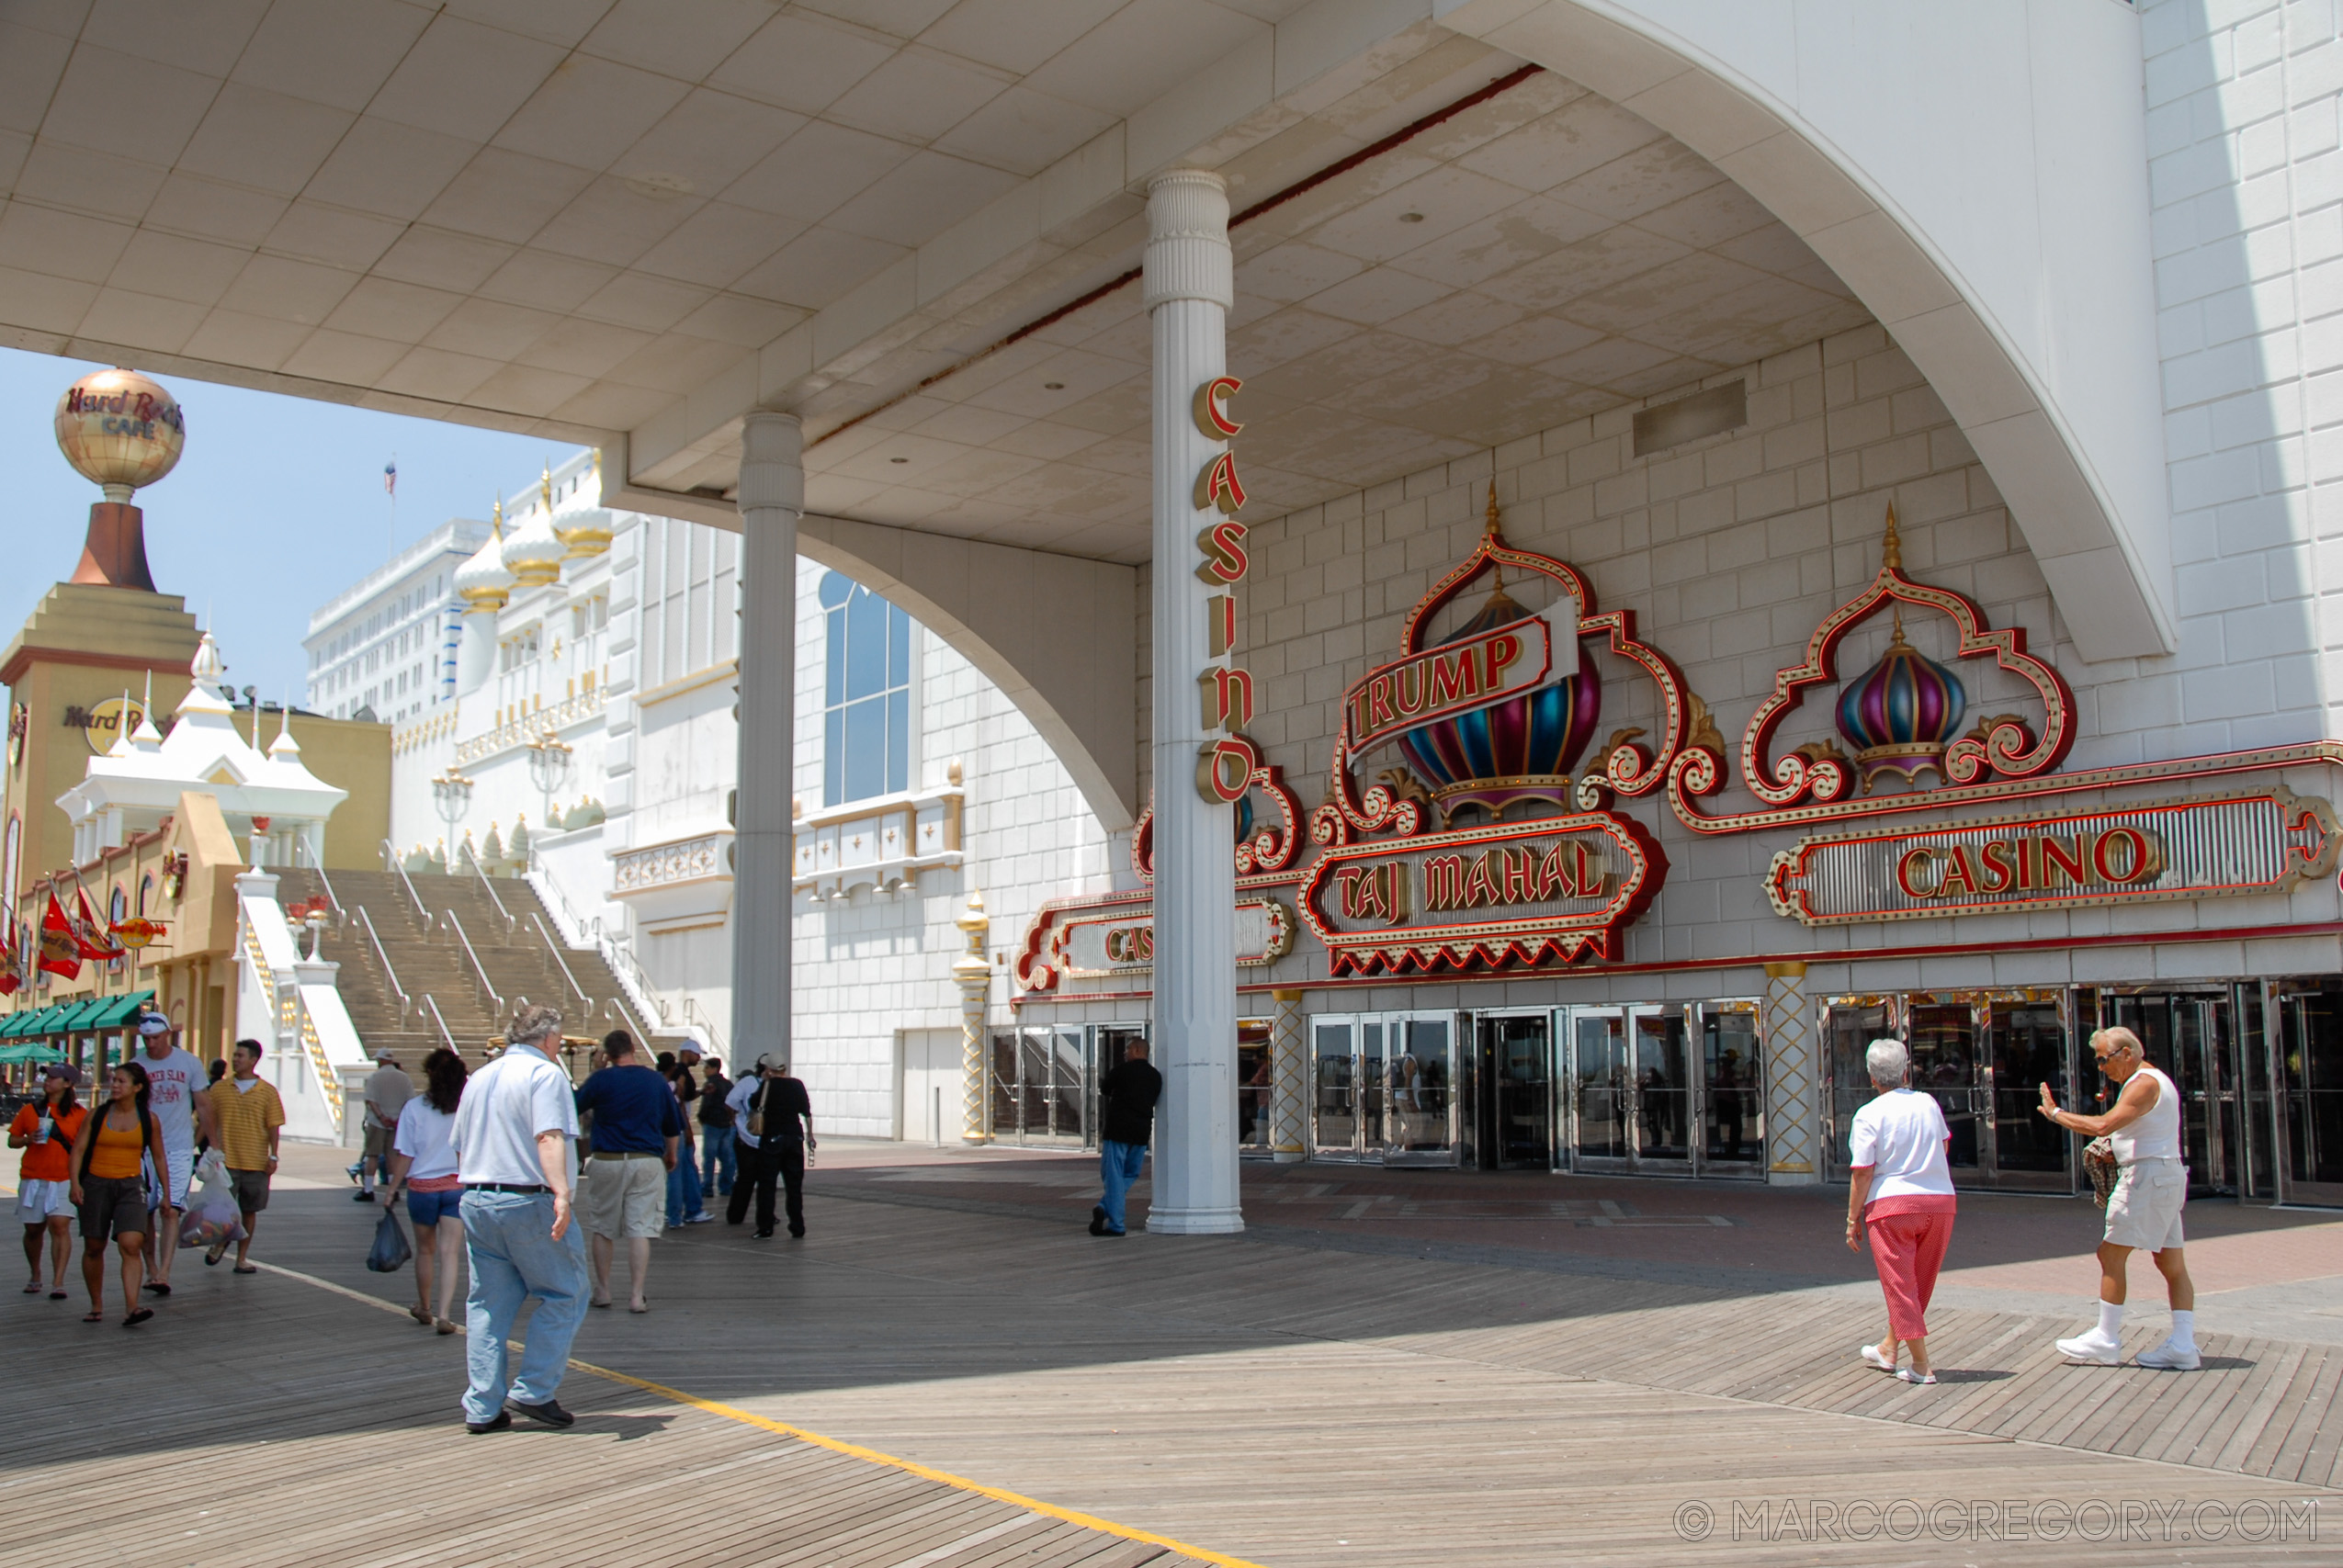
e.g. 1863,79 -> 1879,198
1865,1201 -> 1956,1339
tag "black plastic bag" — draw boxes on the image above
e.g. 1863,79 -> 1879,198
366,1207 -> 413,1273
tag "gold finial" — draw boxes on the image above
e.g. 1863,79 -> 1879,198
1890,603 -> 1908,646
491,497 -> 504,536
540,462 -> 554,511
1881,502 -> 1901,572
1484,481 -> 1501,537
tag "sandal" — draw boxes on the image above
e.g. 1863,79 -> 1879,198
22,1279 -> 40,1294
82,1310 -> 103,1323
122,1308 -> 153,1327
49,1290 -> 67,1300
409,1304 -> 434,1325
205,1243 -> 226,1267
232,1265 -> 258,1275
436,1317 -> 458,1335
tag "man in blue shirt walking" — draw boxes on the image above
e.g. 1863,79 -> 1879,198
572,1031 -> 680,1314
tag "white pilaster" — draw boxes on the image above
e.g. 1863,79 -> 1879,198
731,412 -> 802,1072
1144,169 -> 1241,1235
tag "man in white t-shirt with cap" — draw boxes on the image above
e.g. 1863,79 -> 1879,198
135,1013 -> 216,1298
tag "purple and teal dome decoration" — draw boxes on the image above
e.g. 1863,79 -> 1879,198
1835,619 -> 1966,791
1398,585 -> 1601,824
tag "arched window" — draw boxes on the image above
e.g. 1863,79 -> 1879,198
820,570 -> 914,806
138,874 -> 153,916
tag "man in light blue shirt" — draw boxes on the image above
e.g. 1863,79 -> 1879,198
449,1003 -> 586,1434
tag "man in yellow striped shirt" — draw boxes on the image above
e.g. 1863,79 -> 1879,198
204,1039 -> 284,1273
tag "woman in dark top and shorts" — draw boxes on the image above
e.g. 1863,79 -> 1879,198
66,1063 -> 170,1326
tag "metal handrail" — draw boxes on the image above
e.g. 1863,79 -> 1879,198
353,906 -> 410,1019
458,839 -> 516,931
680,994 -> 730,1062
420,992 -> 457,1055
526,867 -> 598,945
441,909 -> 503,1017
292,835 -> 343,918
528,913 -> 589,1007
381,839 -> 429,922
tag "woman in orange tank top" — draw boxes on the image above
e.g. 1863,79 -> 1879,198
67,1062 -> 169,1326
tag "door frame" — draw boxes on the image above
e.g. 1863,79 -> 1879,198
1307,1010 -> 1462,1167
1473,1007 -> 1556,1172
1559,1002 -> 1700,1178
1693,998 -> 1767,1180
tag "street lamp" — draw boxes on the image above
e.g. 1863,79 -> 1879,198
430,766 -> 473,868
524,726 -> 573,832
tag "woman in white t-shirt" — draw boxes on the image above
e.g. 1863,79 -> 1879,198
1844,1038 -> 1957,1384
382,1048 -> 467,1334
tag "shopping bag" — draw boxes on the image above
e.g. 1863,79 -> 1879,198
180,1153 -> 246,1248
366,1207 -> 413,1273
2083,1136 -> 2121,1208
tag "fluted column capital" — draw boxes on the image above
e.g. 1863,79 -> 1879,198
1143,169 -> 1232,313
737,410 -> 803,515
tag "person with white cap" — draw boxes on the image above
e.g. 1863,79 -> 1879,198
357,1051 -> 414,1202
133,1014 -> 214,1298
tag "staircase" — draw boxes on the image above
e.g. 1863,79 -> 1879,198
270,867 -> 653,1075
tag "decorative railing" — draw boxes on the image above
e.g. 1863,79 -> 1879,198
454,686 -> 605,765
792,783 -> 964,899
613,831 -> 728,896
243,920 -> 343,1127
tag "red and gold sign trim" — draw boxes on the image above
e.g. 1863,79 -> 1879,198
1015,891 -> 1296,993
1297,810 -> 1663,975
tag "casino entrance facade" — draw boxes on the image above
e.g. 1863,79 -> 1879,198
1005,321 -> 2343,1206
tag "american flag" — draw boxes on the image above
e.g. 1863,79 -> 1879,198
383,459 -> 397,498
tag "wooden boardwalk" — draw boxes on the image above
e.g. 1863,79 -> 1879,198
0,1146 -> 2334,1566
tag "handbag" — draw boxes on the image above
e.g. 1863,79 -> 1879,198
2083,1135 -> 2121,1207
366,1207 -> 413,1272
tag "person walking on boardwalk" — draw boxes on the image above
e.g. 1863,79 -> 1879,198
383,1046 -> 469,1334
657,1048 -> 709,1229
723,1056 -> 815,1239
450,1004 -> 589,1432
10,1065 -> 86,1299
696,1054 -> 736,1199
134,1015 -> 214,1298
2038,1025 -> 2200,1370
201,1039 -> 284,1274
357,1052 -> 413,1203
65,1063 -> 169,1326
573,1031 -> 679,1312
1091,1038 -> 1160,1238
1844,1039 -> 1956,1384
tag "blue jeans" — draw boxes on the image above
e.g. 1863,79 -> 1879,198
665,1148 -> 705,1226
699,1124 -> 736,1195
460,1190 -> 590,1425
1098,1140 -> 1147,1234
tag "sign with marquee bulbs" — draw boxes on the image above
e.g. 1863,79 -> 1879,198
1191,375 -> 1259,804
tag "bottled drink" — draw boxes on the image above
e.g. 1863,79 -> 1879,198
33,1113 -> 51,1145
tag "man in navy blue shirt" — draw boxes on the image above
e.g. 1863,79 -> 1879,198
572,1032 -> 679,1313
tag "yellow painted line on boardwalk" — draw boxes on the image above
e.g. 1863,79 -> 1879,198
257,1261 -> 1263,1568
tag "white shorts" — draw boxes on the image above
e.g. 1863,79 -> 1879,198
2104,1160 -> 2187,1252
16,1179 -> 70,1222
153,1146 -> 193,1211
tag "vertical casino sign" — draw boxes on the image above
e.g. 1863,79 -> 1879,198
1191,375 -> 1256,802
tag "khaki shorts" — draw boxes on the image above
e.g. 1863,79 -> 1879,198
2104,1160 -> 2187,1252
363,1122 -> 395,1162
583,1155 -> 665,1239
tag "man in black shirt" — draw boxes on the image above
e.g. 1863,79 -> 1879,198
1092,1039 -> 1161,1237
725,1057 -> 816,1239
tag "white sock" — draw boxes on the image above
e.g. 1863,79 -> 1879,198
2169,1309 -> 2197,1350
2097,1301 -> 2124,1341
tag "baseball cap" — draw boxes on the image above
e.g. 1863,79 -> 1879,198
677,1041 -> 703,1059
136,1012 -> 170,1036
41,1064 -> 82,1086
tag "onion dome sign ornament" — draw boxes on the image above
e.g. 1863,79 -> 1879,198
1298,489 -> 1693,975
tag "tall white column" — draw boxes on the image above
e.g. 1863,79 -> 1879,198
731,412 -> 802,1071
1145,170 -> 1242,1235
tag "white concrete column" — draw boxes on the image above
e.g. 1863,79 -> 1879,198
1144,170 -> 1241,1235
1762,961 -> 1820,1185
730,412 -> 802,1073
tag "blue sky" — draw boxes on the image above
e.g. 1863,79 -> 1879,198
0,345 -> 583,705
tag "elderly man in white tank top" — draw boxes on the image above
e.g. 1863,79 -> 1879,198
2036,1025 -> 2198,1370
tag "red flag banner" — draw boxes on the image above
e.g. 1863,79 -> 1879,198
38,892 -> 81,980
74,889 -> 122,960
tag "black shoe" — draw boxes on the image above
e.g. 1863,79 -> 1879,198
465,1411 -> 512,1434
506,1397 -> 574,1428
353,1190 -> 376,1202
787,1226 -> 805,1238
1089,1205 -> 1107,1236
1100,1228 -> 1126,1237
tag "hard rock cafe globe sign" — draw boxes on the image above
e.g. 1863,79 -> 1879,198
55,367 -> 184,502
52,367 -> 180,591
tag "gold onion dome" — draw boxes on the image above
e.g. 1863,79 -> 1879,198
455,501 -> 516,613
501,479 -> 566,589
555,451 -> 612,559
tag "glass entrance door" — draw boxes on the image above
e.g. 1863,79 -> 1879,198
1906,1000 -> 1982,1175
1982,996 -> 2072,1190
1309,1013 -> 1457,1165
1697,1000 -> 1765,1175
2277,990 -> 2343,1205
1477,1012 -> 1552,1169
2103,992 -> 2240,1195
1570,1009 -> 1629,1167
1562,1006 -> 1691,1174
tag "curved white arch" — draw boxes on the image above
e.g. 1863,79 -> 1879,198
796,514 -> 1140,832
1437,0 -> 2174,660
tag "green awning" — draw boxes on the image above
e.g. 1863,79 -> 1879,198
0,1041 -> 64,1065
85,991 -> 153,1030
9,1006 -> 59,1037
0,1012 -> 27,1040
49,998 -> 108,1033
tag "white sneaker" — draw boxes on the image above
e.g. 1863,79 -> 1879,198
2135,1340 -> 2201,1371
2055,1332 -> 2122,1364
